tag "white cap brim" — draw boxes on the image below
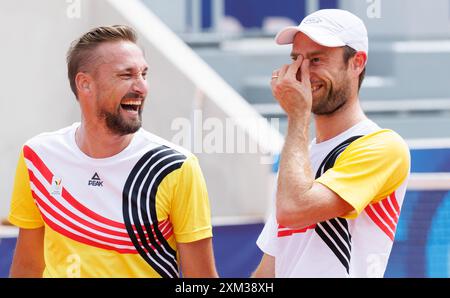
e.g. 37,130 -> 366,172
275,25 -> 346,48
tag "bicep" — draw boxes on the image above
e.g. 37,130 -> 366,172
252,253 -> 275,278
10,227 -> 45,278
307,182 -> 354,222
177,237 -> 218,278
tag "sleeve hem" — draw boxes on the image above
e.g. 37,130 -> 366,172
256,238 -> 276,257
174,227 -> 212,243
8,214 -> 44,229
316,179 -> 361,219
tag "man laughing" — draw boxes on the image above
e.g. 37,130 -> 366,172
8,25 -> 218,278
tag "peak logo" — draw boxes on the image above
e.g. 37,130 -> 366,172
88,172 -> 103,187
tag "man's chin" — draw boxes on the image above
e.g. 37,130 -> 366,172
112,124 -> 141,136
122,119 -> 142,134
105,117 -> 142,136
311,95 -> 326,113
120,110 -> 142,129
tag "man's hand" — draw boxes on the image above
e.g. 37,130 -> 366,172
271,56 -> 312,122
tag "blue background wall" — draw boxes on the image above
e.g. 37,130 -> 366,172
201,0 -> 338,29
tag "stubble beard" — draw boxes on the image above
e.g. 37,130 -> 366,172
98,103 -> 142,136
311,72 -> 352,116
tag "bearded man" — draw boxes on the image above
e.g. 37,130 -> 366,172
253,10 -> 410,278
8,25 -> 217,278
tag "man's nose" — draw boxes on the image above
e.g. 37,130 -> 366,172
132,74 -> 148,95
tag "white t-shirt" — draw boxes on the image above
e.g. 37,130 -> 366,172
257,119 -> 410,277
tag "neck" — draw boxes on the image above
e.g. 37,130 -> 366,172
314,98 -> 367,143
75,118 -> 134,158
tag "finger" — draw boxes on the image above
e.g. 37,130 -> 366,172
271,69 -> 280,89
286,55 -> 303,79
271,69 -> 280,81
278,64 -> 289,80
300,58 -> 311,86
271,74 -> 277,90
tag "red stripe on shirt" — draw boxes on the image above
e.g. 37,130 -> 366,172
61,188 -> 127,229
23,145 -> 53,184
372,202 -> 396,232
366,204 -> 394,241
23,145 -> 149,230
33,192 -> 173,254
28,170 -> 130,238
32,190 -> 135,246
31,183 -> 173,249
277,224 -> 316,237
37,207 -> 139,254
129,219 -> 174,246
390,192 -> 400,214
382,197 -> 399,224
24,146 -> 174,251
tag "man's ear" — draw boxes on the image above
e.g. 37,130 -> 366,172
75,72 -> 92,97
352,51 -> 367,76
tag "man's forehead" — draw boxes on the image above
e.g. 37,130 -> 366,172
293,33 -> 326,51
95,41 -> 147,68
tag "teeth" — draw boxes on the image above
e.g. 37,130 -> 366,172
311,86 -> 321,92
121,100 -> 141,105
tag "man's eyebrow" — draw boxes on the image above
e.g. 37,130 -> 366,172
290,51 -> 326,60
306,51 -> 326,58
116,66 -> 149,73
290,53 -> 300,60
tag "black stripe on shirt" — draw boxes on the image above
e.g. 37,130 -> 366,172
123,146 -> 186,278
314,135 -> 362,274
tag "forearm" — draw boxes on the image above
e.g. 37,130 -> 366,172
252,254 -> 275,278
10,260 -> 44,278
276,117 -> 315,226
9,227 -> 45,278
177,238 -> 218,278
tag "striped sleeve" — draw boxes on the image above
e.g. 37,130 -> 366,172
316,130 -> 410,219
8,148 -> 44,228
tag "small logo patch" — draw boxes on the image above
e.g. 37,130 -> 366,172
50,176 -> 63,196
88,172 -> 103,187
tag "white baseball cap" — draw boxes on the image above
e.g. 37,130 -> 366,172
275,9 -> 369,55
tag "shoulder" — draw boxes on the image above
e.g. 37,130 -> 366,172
136,128 -> 195,160
348,129 -> 409,156
135,131 -> 206,189
23,123 -> 77,150
337,129 -> 411,170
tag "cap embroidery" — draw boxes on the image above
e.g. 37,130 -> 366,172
303,17 -> 322,24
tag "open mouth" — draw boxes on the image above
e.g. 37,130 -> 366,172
120,100 -> 142,112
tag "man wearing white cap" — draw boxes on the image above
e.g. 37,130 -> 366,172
253,9 -> 410,277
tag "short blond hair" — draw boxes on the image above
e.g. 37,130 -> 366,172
66,25 -> 137,98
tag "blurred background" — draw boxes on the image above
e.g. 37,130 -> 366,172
0,0 -> 449,277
